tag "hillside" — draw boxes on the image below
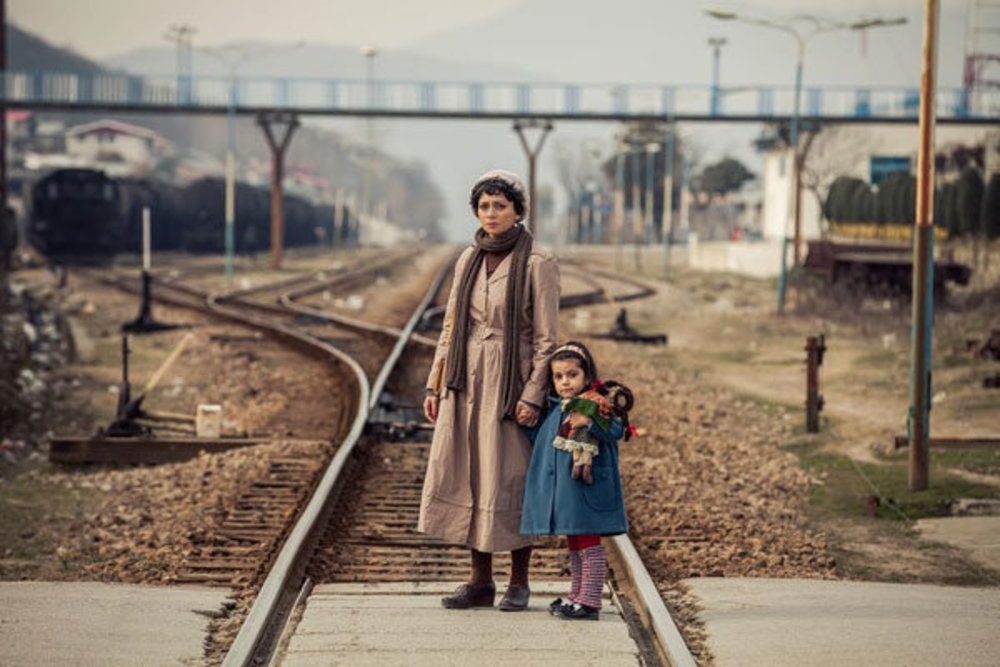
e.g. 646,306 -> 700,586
7,25 -> 446,240
9,23 -> 104,73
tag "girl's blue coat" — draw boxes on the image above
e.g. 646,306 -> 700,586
520,396 -> 628,536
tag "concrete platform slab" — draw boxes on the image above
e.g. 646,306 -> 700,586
684,577 -> 1000,667
0,581 -> 227,666
917,516 -> 1000,573
278,582 -> 640,667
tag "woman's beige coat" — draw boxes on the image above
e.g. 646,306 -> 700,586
418,244 -> 560,552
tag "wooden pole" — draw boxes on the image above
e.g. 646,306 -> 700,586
909,0 -> 939,492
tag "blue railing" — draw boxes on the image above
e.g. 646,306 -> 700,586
3,71 -> 997,121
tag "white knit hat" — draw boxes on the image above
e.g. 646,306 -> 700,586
471,169 -> 529,220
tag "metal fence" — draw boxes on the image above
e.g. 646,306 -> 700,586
3,71 -> 998,120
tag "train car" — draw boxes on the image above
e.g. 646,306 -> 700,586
28,169 -> 348,261
805,238 -> 972,299
27,168 -> 125,261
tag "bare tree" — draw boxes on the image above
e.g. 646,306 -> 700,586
799,126 -> 875,234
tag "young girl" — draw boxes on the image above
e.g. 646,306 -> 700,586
520,341 -> 634,621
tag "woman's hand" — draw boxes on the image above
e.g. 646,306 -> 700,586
423,395 -> 439,424
515,401 -> 539,427
567,412 -> 592,430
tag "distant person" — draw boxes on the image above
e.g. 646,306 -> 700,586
420,170 -> 560,612
520,341 -> 635,621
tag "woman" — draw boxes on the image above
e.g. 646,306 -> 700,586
419,169 -> 560,612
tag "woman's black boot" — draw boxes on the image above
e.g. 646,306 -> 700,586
441,582 -> 496,609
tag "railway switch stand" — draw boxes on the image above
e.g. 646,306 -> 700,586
122,270 -> 177,333
101,334 -> 151,438
590,307 -> 668,345
805,334 -> 826,433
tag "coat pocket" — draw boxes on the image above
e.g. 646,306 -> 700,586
582,468 -> 618,512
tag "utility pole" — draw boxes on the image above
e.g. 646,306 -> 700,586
708,37 -> 727,116
360,45 -> 378,226
909,0 -> 939,492
164,24 -> 196,104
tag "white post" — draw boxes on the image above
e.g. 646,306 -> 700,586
334,187 -> 344,243
142,206 -> 151,271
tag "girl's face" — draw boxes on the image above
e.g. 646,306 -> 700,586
551,358 -> 588,398
476,192 -> 519,238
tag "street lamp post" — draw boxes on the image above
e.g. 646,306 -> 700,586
705,7 -> 906,311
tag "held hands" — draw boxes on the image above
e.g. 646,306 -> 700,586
426,397 -> 539,426
423,395 -> 439,424
515,401 -> 540,427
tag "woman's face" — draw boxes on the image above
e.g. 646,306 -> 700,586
551,359 -> 588,398
476,192 -> 519,238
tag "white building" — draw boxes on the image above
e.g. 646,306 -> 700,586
65,119 -> 172,177
758,124 -> 999,240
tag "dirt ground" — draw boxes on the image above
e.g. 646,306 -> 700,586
2,242 -> 997,666
560,243 -> 999,587
0,255 -> 352,582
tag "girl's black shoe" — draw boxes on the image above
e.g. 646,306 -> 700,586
548,597 -> 572,615
441,582 -> 496,609
558,602 -> 600,621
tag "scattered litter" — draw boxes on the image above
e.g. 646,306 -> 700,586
196,404 -> 223,438
881,333 -> 896,349
931,391 -> 947,405
21,322 -> 38,346
345,294 -> 365,311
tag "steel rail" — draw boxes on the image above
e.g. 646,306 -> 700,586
607,536 -> 698,667
220,253 -> 455,667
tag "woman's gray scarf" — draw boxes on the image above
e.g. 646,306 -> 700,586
445,224 -> 533,419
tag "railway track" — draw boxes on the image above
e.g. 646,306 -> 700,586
97,247 -> 692,666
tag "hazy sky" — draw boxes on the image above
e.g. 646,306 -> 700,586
10,0 -> 521,59
11,0 -> 966,61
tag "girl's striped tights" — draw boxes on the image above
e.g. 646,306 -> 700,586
566,535 -> 605,609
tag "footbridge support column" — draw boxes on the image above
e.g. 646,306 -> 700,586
257,112 -> 300,270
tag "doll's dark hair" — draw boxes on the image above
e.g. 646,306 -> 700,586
598,380 -> 636,442
469,178 -> 526,217
548,340 -> 599,388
